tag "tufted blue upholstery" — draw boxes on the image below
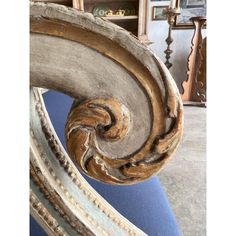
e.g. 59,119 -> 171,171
30,90 -> 181,236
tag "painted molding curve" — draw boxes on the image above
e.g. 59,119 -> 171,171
30,2 -> 183,235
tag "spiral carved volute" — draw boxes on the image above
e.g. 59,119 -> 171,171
30,2 -> 183,185
65,94 -> 183,185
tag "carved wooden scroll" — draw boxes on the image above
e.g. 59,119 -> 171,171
182,17 -> 207,104
30,2 -> 183,235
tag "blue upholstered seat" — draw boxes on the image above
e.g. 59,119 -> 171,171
30,216 -> 47,236
30,90 -> 181,236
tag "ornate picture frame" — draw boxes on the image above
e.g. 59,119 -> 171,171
152,6 -> 168,20
173,0 -> 206,29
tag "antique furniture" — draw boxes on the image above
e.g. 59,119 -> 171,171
31,0 -> 150,43
30,2 -> 183,235
182,16 -> 207,104
163,4 -> 180,69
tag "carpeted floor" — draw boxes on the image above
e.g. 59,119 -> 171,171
158,106 -> 206,236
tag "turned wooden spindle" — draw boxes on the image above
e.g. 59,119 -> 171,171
163,8 -> 180,69
164,25 -> 174,69
182,17 -> 206,103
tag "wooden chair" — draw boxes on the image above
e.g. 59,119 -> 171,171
30,2 -> 183,235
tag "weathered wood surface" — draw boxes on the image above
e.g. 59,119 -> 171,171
182,17 -> 206,103
30,2 -> 183,235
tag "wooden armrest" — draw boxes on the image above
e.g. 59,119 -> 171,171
30,2 -> 183,235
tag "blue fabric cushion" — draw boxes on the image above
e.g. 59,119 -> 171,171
31,90 -> 181,236
30,216 -> 47,236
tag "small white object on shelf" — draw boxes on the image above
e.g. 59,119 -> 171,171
169,0 -> 176,9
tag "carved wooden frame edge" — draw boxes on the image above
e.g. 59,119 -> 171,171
30,2 -> 183,235
30,88 -> 146,236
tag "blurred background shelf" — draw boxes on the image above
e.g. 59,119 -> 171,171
32,0 -> 150,44
102,15 -> 138,21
